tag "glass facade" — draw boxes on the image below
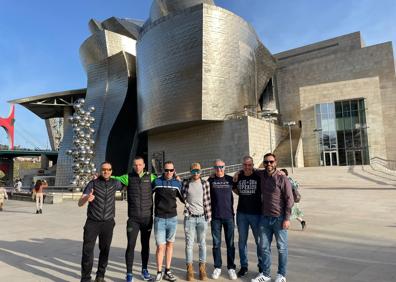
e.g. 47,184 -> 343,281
315,99 -> 369,166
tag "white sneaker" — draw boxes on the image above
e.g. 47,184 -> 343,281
274,274 -> 286,282
212,268 -> 222,280
251,273 -> 272,282
228,269 -> 237,280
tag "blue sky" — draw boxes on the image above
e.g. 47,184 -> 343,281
0,0 -> 395,149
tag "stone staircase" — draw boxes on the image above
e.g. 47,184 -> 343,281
284,165 -> 396,188
273,128 -> 300,167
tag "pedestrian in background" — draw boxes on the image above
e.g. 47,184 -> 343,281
280,169 -> 306,230
0,184 -> 8,211
34,179 -> 48,214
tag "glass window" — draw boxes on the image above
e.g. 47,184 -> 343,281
355,151 -> 363,165
353,129 -> 361,148
321,103 -> 328,114
328,103 -> 335,118
359,108 -> 367,126
347,151 -> 354,165
337,131 -> 345,149
338,149 -> 346,166
336,117 -> 344,131
342,101 -> 351,114
358,99 -> 365,111
335,102 -> 342,114
345,130 -> 353,148
351,100 -> 358,111
315,104 -> 321,114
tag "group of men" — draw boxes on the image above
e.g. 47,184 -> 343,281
78,153 -> 294,282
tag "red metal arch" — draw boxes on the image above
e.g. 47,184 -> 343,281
0,104 -> 15,150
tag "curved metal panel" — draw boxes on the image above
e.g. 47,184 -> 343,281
138,4 -> 276,132
56,29 -> 137,186
137,5 -> 204,132
149,0 -> 214,22
80,30 -> 136,71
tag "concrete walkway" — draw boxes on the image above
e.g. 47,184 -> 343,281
0,174 -> 396,282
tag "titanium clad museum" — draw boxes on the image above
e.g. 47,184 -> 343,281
10,0 -> 396,185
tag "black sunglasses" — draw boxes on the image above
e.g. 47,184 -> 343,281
164,169 -> 175,172
263,160 -> 275,164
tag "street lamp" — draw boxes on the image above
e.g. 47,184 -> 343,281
262,109 -> 278,152
283,121 -> 296,173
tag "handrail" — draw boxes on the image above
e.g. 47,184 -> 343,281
178,163 -> 243,179
370,157 -> 396,171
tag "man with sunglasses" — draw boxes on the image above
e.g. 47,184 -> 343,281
252,153 -> 294,282
208,159 -> 237,280
233,156 -> 263,278
181,162 -> 211,281
112,156 -> 157,282
78,161 -> 123,282
152,161 -> 185,282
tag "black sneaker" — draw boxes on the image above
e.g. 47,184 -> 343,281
237,267 -> 248,277
39,209 -> 43,214
301,220 -> 306,230
164,270 -> 177,281
36,210 -> 39,214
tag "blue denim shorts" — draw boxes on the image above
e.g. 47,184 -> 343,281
154,216 -> 178,245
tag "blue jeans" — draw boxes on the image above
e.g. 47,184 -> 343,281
154,216 -> 178,245
237,212 -> 262,270
184,216 -> 208,263
259,216 -> 288,277
211,218 -> 236,269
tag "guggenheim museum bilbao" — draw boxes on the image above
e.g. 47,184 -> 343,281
11,0 -> 396,186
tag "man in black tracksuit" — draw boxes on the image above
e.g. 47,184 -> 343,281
112,157 -> 157,282
78,161 -> 122,282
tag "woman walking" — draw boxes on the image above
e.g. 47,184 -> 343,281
34,179 -> 48,214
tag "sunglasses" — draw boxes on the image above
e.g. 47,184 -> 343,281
102,168 -> 112,171
164,169 -> 175,172
214,165 -> 225,169
191,169 -> 201,174
263,160 -> 275,164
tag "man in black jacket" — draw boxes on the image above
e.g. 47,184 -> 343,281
79,161 -> 122,282
112,157 -> 157,282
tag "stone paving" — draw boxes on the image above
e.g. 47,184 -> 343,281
1,170 -> 396,282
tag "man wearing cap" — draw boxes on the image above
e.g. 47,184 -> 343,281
112,156 -> 157,282
208,159 -> 237,280
181,163 -> 211,281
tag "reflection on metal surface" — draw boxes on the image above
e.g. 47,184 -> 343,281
55,1 -> 277,185
138,2 -> 276,132
56,18 -> 139,186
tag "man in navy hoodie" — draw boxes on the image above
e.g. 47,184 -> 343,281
152,161 -> 185,282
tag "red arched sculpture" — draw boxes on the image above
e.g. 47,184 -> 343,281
0,104 -> 15,150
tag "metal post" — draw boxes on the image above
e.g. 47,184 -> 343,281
269,119 -> 273,152
283,121 -> 296,173
288,125 -> 294,173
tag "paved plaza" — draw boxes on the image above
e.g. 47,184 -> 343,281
1,167 -> 396,281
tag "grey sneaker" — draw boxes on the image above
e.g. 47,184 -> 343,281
155,272 -> 163,282
164,270 -> 177,281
